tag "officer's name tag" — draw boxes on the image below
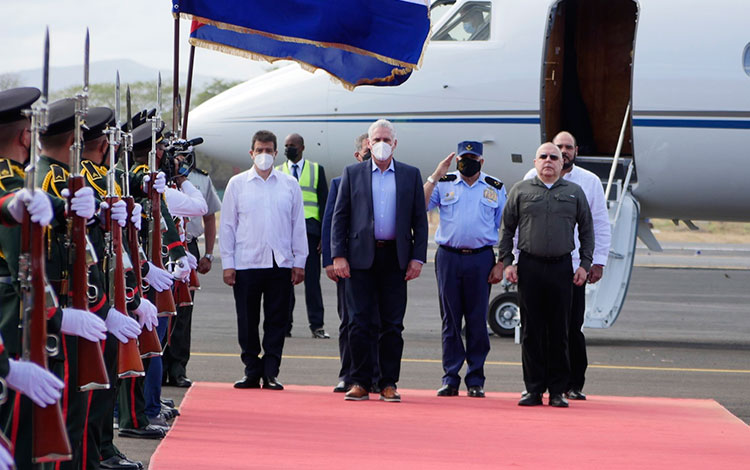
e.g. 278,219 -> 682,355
483,188 -> 497,202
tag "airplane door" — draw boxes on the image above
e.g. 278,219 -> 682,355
584,191 -> 638,328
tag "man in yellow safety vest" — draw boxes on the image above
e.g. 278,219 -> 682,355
277,133 -> 329,338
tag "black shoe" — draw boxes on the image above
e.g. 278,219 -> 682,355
285,331 -> 292,338
118,424 -> 166,439
311,328 -> 330,339
436,384 -> 458,397
566,389 -> 587,400
161,403 -> 178,420
171,376 -> 193,388
160,398 -> 175,408
234,376 -> 260,389
99,452 -> 143,469
467,386 -> 485,398
262,377 -> 284,390
549,394 -> 569,408
518,392 -> 543,406
148,413 -> 170,430
369,384 -> 381,394
333,381 -> 350,393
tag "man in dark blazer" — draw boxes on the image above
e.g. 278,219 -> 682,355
331,119 -> 428,402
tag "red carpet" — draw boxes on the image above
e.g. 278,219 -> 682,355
150,383 -> 749,469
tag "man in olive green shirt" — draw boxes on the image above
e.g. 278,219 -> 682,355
498,142 -> 593,408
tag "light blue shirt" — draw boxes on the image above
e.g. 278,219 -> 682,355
428,171 -> 507,249
371,158 -> 397,240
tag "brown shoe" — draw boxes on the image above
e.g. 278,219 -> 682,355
379,386 -> 401,402
345,385 -> 369,401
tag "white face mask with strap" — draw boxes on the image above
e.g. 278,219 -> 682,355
254,153 -> 274,171
371,142 -> 392,161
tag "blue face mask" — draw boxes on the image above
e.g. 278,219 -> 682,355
463,22 -> 476,35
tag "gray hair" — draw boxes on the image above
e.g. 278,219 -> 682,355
354,133 -> 368,152
368,119 -> 396,140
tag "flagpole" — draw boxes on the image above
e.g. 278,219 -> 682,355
173,16 -> 180,133
181,45 -> 195,139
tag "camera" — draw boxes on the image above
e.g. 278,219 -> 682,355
161,136 -> 203,180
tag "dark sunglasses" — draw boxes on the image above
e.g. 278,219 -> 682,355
537,153 -> 560,161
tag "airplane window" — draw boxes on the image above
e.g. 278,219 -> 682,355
744,43 -> 750,77
430,0 -> 456,24
432,2 -> 491,41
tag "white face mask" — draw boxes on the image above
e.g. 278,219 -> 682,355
371,142 -> 392,161
254,152 -> 274,171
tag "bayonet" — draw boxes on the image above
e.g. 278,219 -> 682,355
174,94 -> 182,141
84,28 -> 90,94
115,71 -> 121,128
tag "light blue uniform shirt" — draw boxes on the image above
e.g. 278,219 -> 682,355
428,171 -> 507,249
372,158 -> 397,240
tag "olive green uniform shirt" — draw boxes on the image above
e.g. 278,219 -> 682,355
499,176 -> 594,271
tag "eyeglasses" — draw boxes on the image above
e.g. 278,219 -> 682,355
537,153 -> 560,161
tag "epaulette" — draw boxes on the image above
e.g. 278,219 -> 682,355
0,159 -> 13,190
42,164 -> 70,198
193,167 -> 208,176
484,176 -> 503,190
439,174 -> 457,182
81,160 -> 107,197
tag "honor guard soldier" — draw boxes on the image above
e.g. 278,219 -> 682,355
119,117 -> 188,437
423,141 -> 507,398
499,142 -> 594,408
277,133 -> 329,339
80,107 -> 150,470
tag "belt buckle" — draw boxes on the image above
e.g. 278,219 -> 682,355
460,248 -> 472,255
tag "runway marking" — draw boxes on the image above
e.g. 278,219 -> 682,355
191,352 -> 750,374
633,264 -> 749,270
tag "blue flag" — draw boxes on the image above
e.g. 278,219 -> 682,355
173,0 -> 430,88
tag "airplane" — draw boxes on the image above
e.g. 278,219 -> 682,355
187,0 -> 750,336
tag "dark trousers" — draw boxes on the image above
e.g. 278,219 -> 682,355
234,266 -> 292,378
568,282 -> 588,391
85,333 -> 118,469
164,239 -> 199,379
57,335 -> 89,470
436,247 -> 493,388
347,244 -> 406,389
335,279 -> 379,383
144,317 -> 168,418
288,233 -> 325,332
517,252 -> 573,395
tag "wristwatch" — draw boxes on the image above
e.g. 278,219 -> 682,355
426,175 -> 436,185
203,253 -> 214,262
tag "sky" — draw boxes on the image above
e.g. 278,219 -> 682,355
1,0 -> 269,79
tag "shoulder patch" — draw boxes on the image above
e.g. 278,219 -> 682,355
0,159 -> 12,180
81,160 -> 107,197
439,174 -> 457,182
132,164 -> 150,175
484,176 -> 503,190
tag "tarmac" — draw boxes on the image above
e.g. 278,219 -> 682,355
115,242 -> 750,468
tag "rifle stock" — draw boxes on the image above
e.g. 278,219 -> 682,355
124,197 -> 162,358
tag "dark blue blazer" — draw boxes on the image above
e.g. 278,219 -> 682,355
321,176 -> 340,267
331,159 -> 428,271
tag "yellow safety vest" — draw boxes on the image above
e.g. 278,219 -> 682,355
277,160 -> 320,221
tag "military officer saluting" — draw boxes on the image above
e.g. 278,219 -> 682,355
423,141 -> 507,398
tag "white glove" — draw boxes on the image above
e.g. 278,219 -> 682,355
8,188 -> 54,225
142,172 -> 166,194
186,252 -> 198,270
61,307 -> 107,342
6,359 -> 64,407
104,307 -> 141,343
132,298 -> 158,331
0,444 -> 13,470
172,256 -> 191,281
144,261 -> 173,292
108,200 -> 127,227
131,202 -> 143,230
61,186 -> 96,219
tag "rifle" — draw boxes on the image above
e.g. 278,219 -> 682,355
145,73 -> 177,318
69,29 -> 109,391
18,28 -> 72,462
105,73 -> 144,379
122,86 -> 162,358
